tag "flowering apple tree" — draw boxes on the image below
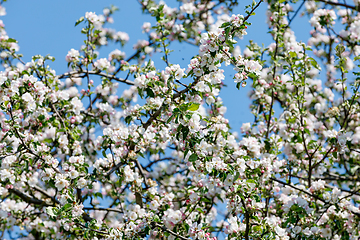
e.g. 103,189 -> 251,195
1,0 -> 360,239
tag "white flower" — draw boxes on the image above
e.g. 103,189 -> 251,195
128,211 -> 137,220
337,131 -> 353,153
77,178 -> 87,188
22,92 -> 34,102
144,46 -> 153,54
94,58 -> 111,70
85,12 -> 99,23
189,192 -> 199,203
320,228 -> 332,239
275,226 -> 287,236
180,2 -> 196,14
71,97 -> 84,115
205,161 -> 213,173
69,169 -> 79,179
108,49 -> 125,60
142,22 -> 151,33
0,169 -> 15,183
0,73 -> 6,85
175,68 -> 185,80
295,143 -> 304,154
311,180 -> 325,191
150,200 -> 159,210
224,175 -> 234,187
0,6 -> 6,16
134,75 -> 146,88
124,165 -> 135,182
42,168 -> 54,181
58,134 -> 69,148
241,122 -> 251,133
55,176 -> 69,190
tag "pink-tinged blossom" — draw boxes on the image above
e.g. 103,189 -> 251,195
72,203 -> 84,217
180,3 -> 196,14
115,31 -> 129,42
309,9 -> 336,30
108,49 -> 125,61
65,49 -> 80,62
141,22 -> 151,33
350,20 -> 360,40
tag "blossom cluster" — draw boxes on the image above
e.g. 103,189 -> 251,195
1,1 -> 360,240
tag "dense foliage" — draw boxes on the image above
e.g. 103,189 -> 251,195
1,0 -> 360,239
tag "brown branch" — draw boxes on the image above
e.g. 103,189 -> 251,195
32,185 -> 60,204
9,188 -> 51,206
240,196 -> 250,240
145,157 -> 175,169
270,178 -> 324,202
312,147 -> 333,170
83,207 -> 123,213
289,173 -> 360,182
153,222 -> 190,240
58,70 -> 134,85
76,222 -> 108,236
314,0 -> 359,11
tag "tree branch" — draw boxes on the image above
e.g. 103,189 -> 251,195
153,222 -> 190,240
58,70 -> 134,85
315,0 -> 359,11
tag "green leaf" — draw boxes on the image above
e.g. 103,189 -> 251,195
176,124 -> 183,140
125,116 -> 132,124
220,22 -> 231,28
188,103 -> 200,111
225,27 -> 231,41
166,114 -> 174,123
184,223 -> 190,232
226,39 -> 234,49
308,57 -> 320,70
351,165 -> 359,175
189,154 -> 198,162
153,215 -> 160,222
61,203 -> 72,212
234,171 -> 240,181
102,150 -> 107,158
182,126 -> 189,140
289,51 -> 297,58
95,192 -> 103,199
58,128 -> 66,132
6,38 -> 17,43
19,87 -> 26,95
146,88 -> 155,98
